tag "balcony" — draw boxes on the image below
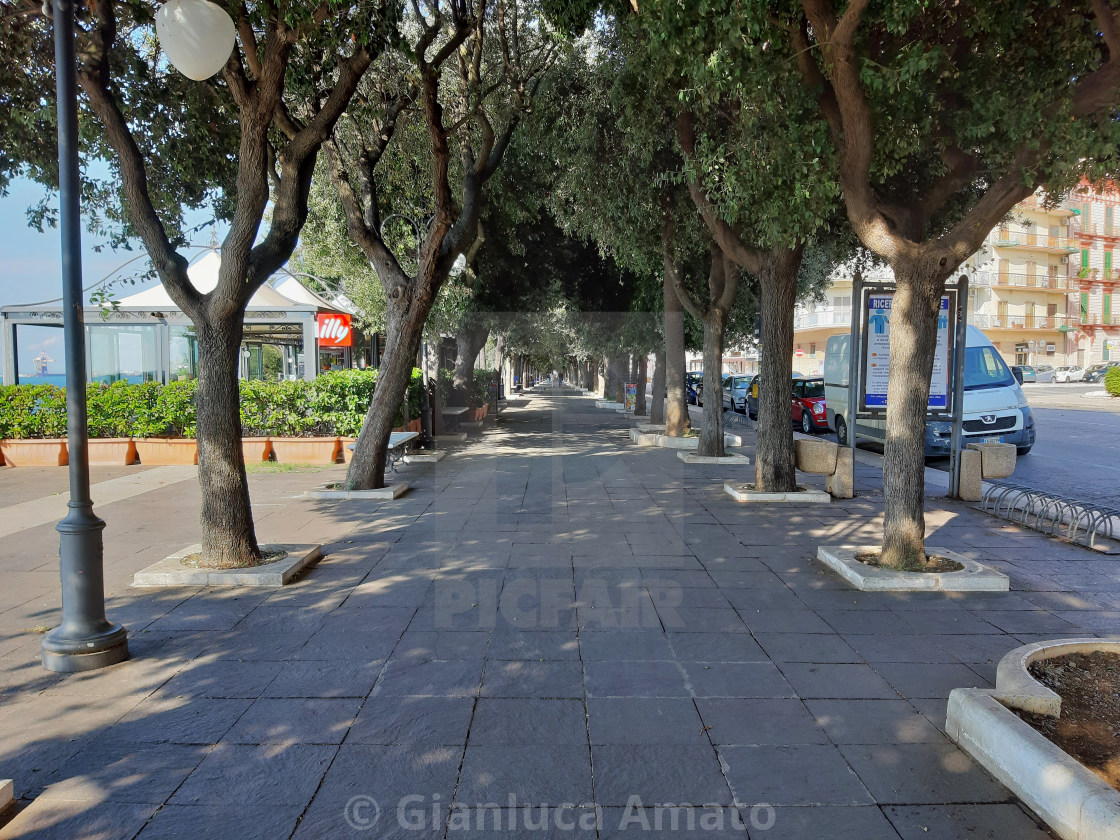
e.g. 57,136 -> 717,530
971,314 -> 1079,330
793,309 -> 852,331
973,272 -> 1078,291
993,232 -> 1078,253
1075,221 -> 1119,238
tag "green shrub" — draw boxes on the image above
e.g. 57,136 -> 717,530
0,384 -> 68,438
0,368 -> 426,440
86,381 -> 138,438
1106,365 -> 1120,397
471,368 -> 494,408
133,380 -> 197,438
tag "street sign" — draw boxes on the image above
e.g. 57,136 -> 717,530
795,347 -> 804,357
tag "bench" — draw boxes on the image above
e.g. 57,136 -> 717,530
346,430 -> 419,474
441,406 -> 470,434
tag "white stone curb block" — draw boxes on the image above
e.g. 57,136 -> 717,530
595,400 -> 625,410
948,639 -> 1120,840
404,451 -> 446,464
133,544 -> 323,587
676,452 -> 751,465
0,779 -> 12,814
815,545 -> 1009,591
304,482 -> 410,500
724,483 -> 830,504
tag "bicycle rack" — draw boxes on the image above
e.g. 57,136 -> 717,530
979,481 -> 1120,551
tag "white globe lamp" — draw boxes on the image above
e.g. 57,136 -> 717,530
156,0 -> 236,81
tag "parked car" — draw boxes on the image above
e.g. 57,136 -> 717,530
723,375 -> 752,412
1033,365 -> 1056,383
824,326 -> 1036,456
1012,365 -> 1036,383
745,373 -> 814,428
1084,361 -> 1120,383
1054,365 -> 1086,382
793,377 -> 828,433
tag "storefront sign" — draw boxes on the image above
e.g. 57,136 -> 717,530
862,293 -> 952,411
316,313 -> 352,347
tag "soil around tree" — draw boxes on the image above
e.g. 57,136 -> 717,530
180,546 -> 288,571
1016,651 -> 1120,792
855,552 -> 964,573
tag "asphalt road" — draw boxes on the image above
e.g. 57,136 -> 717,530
931,383 -> 1120,509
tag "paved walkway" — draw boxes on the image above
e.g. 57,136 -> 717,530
0,389 -> 1117,839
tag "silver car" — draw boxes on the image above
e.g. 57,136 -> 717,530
723,375 -> 752,412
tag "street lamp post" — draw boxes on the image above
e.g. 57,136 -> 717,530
40,0 -> 128,672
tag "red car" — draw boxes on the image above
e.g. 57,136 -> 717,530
793,377 -> 827,434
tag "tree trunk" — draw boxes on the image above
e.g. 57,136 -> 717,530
492,334 -> 505,398
879,260 -> 944,569
452,323 -> 488,405
698,315 -> 726,457
194,319 -> 261,567
754,247 -> 803,492
649,347 -> 666,425
634,353 -> 648,416
346,296 -> 424,490
663,249 -> 690,436
584,359 -> 594,390
606,354 -> 626,402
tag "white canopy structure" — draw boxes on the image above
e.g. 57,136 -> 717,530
1,251 -> 363,386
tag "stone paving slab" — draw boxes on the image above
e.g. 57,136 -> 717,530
0,392 -> 1113,838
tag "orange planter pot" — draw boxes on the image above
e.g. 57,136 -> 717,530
134,438 -> 198,465
87,438 -> 138,466
467,406 -> 487,422
270,437 -> 341,464
241,437 -> 272,462
0,439 -> 68,467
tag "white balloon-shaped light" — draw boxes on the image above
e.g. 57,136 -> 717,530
156,0 -> 236,81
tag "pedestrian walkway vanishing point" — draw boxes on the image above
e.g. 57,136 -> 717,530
1,388 -> 1117,839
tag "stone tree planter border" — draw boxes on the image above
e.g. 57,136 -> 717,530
815,545 -> 1009,591
304,482 -> 410,501
677,452 -> 751,465
724,483 -> 830,504
948,639 -> 1120,840
133,543 -> 323,587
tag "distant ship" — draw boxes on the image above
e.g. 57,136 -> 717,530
33,351 -> 54,376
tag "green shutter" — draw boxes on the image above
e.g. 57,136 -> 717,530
1081,292 -> 1090,323
1107,252 -> 1113,274
1082,248 -> 1090,271
1105,293 -> 1112,325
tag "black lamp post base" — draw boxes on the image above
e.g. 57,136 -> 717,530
41,625 -> 129,673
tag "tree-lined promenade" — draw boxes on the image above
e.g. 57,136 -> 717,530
3,0 -> 1120,572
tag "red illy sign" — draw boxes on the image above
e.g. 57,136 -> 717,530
317,313 -> 352,347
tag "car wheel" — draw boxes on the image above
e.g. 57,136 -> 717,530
801,412 -> 813,434
1016,446 -> 1032,456
835,416 -> 847,446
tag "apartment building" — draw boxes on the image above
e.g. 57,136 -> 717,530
1069,181 -> 1120,363
789,186 -> 1120,372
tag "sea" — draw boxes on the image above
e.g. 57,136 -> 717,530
3,374 -> 145,386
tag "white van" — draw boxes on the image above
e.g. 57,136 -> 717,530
824,326 -> 1035,456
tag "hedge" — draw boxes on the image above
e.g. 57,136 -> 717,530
0,369 -> 424,440
1106,365 -> 1120,397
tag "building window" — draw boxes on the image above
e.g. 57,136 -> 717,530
809,343 -> 817,357
87,325 -> 160,384
1107,206 -> 1114,236
1082,202 -> 1092,226
1081,248 -> 1090,271
1081,292 -> 1090,324
1106,251 -> 1113,275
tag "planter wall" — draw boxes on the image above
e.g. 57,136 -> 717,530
0,438 -> 68,467
87,438 -> 138,466
241,437 -> 272,463
271,437 -> 341,464
341,437 -> 356,464
134,438 -> 198,465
